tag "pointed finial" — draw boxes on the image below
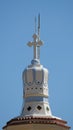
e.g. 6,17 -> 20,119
27,14 -> 43,64
35,16 -> 37,34
38,14 -> 40,38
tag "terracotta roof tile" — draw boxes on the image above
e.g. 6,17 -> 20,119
3,116 -> 70,129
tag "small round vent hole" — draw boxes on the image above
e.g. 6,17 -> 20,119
37,106 -> 42,110
27,106 -> 31,111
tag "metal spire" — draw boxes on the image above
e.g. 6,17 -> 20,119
38,14 -> 40,39
35,16 -> 37,34
27,14 -> 43,63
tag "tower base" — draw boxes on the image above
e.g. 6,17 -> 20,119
3,116 -> 70,130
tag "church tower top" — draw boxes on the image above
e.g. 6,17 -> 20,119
27,14 -> 43,65
2,15 -> 70,130
21,15 -> 52,117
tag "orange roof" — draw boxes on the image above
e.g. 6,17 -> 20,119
3,116 -> 70,129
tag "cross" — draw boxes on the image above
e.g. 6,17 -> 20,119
27,33 -> 43,60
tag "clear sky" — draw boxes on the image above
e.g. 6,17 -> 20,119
0,0 -> 73,130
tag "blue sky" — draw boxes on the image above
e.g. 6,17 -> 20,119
0,0 -> 73,129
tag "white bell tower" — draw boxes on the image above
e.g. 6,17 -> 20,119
3,15 -> 70,130
21,14 -> 52,117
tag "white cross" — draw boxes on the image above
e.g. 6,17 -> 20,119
27,34 -> 43,60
